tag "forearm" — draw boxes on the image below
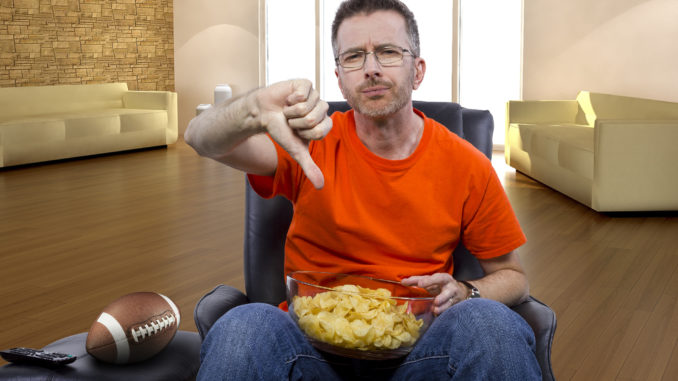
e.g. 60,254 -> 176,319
184,89 -> 264,160
470,268 -> 529,307
403,252 -> 530,314
184,79 -> 332,189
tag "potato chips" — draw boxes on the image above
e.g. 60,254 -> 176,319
292,284 -> 424,351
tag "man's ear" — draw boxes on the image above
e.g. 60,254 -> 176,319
412,57 -> 426,90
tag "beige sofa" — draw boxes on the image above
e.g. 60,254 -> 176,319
0,83 -> 177,167
506,91 -> 678,212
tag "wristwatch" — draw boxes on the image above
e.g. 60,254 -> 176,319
460,280 -> 480,299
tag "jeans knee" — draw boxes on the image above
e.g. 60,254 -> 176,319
209,303 -> 283,338
440,299 -> 535,349
423,299 -> 540,380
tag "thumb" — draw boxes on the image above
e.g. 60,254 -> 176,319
401,276 -> 422,286
290,148 -> 325,189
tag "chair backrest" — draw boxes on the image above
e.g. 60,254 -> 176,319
244,101 -> 494,304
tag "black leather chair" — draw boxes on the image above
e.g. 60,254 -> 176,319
194,101 -> 556,381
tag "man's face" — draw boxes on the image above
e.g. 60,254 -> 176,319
334,10 -> 425,119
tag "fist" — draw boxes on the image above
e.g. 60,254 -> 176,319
256,79 -> 333,189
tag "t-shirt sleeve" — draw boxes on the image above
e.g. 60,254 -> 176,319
461,164 -> 526,259
247,136 -> 301,201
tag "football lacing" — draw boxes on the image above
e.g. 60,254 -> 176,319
130,314 -> 176,343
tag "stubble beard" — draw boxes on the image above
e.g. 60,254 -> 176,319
341,69 -> 415,119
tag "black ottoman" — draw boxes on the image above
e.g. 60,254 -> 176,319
0,330 -> 201,380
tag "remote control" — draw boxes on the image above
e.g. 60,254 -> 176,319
0,347 -> 76,367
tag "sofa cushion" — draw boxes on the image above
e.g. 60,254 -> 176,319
511,123 -> 594,180
2,109 -> 168,139
1,119 -> 66,144
0,108 -> 168,167
508,123 -> 534,152
65,108 -> 168,133
65,115 -> 120,138
118,109 -> 168,133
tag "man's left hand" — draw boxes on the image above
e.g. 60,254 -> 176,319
401,273 -> 468,315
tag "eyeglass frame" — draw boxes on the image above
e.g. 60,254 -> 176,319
334,45 -> 416,70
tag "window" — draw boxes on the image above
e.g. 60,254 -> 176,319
265,0 -> 316,86
267,0 -> 453,101
458,0 -> 522,147
265,0 -> 521,146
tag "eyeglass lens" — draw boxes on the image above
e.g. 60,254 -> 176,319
339,47 -> 406,69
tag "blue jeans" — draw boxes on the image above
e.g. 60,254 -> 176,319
197,299 -> 541,380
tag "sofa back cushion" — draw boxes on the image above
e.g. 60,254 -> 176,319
576,91 -> 678,125
0,83 -> 128,122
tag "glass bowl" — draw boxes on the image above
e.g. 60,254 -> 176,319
286,271 -> 435,360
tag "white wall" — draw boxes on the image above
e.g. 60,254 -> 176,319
523,0 -> 678,102
172,0 -> 678,136
173,0 -> 261,136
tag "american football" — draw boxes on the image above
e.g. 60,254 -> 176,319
85,292 -> 180,364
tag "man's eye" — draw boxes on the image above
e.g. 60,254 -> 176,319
379,48 -> 399,57
344,52 -> 364,62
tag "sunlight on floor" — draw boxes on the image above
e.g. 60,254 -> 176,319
491,149 -> 515,186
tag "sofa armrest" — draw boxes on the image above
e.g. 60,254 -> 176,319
593,119 -> 678,211
123,91 -> 178,144
507,100 -> 580,126
505,100 -> 582,167
123,91 -> 171,110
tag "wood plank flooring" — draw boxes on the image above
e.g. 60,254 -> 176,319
492,154 -> 678,380
2,141 -> 678,380
0,144 -> 247,365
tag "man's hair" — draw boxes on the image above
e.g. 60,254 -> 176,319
331,0 -> 420,58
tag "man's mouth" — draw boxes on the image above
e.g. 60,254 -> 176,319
361,86 -> 389,97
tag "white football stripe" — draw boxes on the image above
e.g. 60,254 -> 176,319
159,293 -> 181,326
97,312 -> 130,364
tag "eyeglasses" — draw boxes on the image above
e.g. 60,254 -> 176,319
335,45 -> 414,70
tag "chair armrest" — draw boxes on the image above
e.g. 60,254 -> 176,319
593,119 -> 678,211
511,296 -> 556,381
194,285 -> 249,340
243,180 -> 291,305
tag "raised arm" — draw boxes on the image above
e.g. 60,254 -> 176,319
184,79 -> 333,189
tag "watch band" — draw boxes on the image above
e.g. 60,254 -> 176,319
459,280 -> 480,299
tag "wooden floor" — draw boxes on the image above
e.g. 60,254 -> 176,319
1,141 -> 678,380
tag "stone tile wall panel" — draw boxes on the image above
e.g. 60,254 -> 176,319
0,0 -> 174,90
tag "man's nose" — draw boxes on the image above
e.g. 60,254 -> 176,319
363,52 -> 382,77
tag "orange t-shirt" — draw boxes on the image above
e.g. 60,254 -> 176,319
248,109 -> 526,282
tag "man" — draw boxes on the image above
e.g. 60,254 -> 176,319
186,0 -> 541,379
